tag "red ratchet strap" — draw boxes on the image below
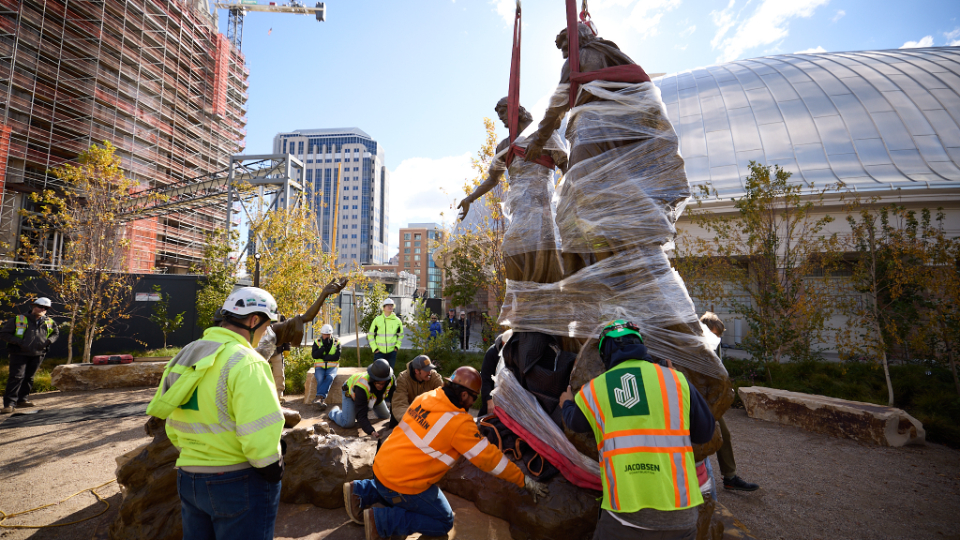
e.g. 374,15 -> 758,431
504,1 -> 556,169
566,0 -> 652,109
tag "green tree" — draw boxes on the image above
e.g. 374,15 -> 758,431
149,284 -> 185,349
406,298 -> 459,365
675,162 -> 843,382
357,280 -> 389,334
19,142 -> 140,363
192,228 -> 238,330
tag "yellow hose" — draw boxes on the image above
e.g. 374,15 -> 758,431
0,478 -> 117,529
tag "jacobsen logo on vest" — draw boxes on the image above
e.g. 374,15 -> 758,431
623,463 -> 661,474
607,369 -> 650,418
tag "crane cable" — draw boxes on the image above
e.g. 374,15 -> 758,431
0,478 -> 117,529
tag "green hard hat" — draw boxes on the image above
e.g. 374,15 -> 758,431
597,319 -> 643,352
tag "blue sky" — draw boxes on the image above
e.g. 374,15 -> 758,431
224,0 -> 960,258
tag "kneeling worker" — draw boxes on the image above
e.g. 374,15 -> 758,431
147,287 -> 285,539
391,354 -> 443,423
560,320 -> 716,539
343,366 -> 549,540
328,359 -> 394,438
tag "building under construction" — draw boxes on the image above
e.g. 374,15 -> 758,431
0,0 -> 248,272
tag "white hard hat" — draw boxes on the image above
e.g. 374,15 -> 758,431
33,297 -> 52,308
320,324 -> 334,335
382,298 -> 395,307
221,287 -> 279,321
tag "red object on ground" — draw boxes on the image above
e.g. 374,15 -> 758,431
92,354 -> 134,365
696,461 -> 708,486
493,405 -> 602,491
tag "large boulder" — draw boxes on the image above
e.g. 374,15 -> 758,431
279,424 -> 377,508
282,407 -> 302,427
109,417 -> 181,540
52,362 -> 166,391
302,366 -> 365,405
738,386 -> 925,447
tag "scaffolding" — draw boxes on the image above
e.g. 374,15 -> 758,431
0,0 -> 249,273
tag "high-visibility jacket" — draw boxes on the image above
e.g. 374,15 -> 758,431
147,327 -> 284,469
575,359 -> 703,513
368,313 -> 403,353
345,371 -> 393,407
15,315 -> 55,339
314,337 -> 340,369
374,387 -> 525,495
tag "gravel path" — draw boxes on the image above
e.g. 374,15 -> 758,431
2,389 -> 958,540
711,409 -> 960,540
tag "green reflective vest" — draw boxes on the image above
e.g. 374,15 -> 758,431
314,338 -> 339,369
147,327 -> 284,468
15,315 -> 54,339
575,359 -> 702,513
346,371 -> 393,408
368,313 -> 402,353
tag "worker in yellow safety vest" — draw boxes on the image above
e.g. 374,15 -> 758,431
1,297 -> 58,414
368,297 -> 402,371
559,320 -> 716,540
147,287 -> 285,540
328,359 -> 394,437
311,323 -> 340,409
342,366 -> 549,540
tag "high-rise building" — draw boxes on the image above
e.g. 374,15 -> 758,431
0,0 -> 248,273
399,223 -> 443,298
273,128 -> 388,265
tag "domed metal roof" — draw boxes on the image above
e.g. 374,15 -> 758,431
654,47 -> 960,197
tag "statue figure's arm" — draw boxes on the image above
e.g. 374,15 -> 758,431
300,277 -> 350,322
458,140 -> 509,222
525,89 -> 570,163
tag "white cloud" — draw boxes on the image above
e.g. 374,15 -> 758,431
710,0 -> 830,62
831,9 -> 845,23
624,0 -> 682,36
900,35 -> 934,49
944,27 -> 960,46
680,24 -> 696,37
794,45 -> 826,54
491,0 -> 514,26
387,153 -> 474,253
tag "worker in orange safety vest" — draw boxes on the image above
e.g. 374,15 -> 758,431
342,366 -> 549,540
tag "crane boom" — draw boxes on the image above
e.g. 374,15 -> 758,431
215,1 -> 326,52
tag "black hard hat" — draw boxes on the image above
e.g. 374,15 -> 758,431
367,358 -> 393,382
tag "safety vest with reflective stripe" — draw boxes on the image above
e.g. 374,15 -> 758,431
368,313 -> 403,353
314,338 -> 340,369
147,327 -> 284,469
575,359 -> 703,513
373,387 -> 525,495
15,315 -> 54,339
345,371 -> 393,408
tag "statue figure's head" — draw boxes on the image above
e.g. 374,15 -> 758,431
556,23 -> 597,59
494,97 -> 533,128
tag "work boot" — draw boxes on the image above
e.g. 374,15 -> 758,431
363,508 -> 382,540
16,399 -> 35,408
315,397 -> 327,409
1,406 -> 13,414
723,476 -> 759,491
343,482 -> 363,525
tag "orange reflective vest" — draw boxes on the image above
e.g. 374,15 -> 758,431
373,387 -> 525,495
575,359 -> 703,513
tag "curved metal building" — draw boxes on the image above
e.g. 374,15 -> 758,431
654,47 -> 960,197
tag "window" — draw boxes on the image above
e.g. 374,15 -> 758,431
414,248 -> 421,254
351,254 -> 357,259
404,241 -> 410,247
404,233 -> 411,240
352,196 -> 358,200
414,269 -> 421,275
414,241 -> 420,247
353,167 -> 359,171
404,248 -> 410,254
342,234 -> 348,239
404,255 -> 410,261
353,186 -> 359,190
414,255 -> 420,261
344,186 -> 349,191
352,205 -> 358,209
352,224 -> 357,229
414,234 -> 421,240
342,225 -> 348,229
342,205 -> 348,209
404,262 -> 410,267
351,234 -> 357,239
351,243 -> 357,248
343,196 -> 348,200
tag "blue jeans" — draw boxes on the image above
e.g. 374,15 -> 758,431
314,366 -> 337,398
373,349 -> 398,371
177,468 -> 280,540
352,477 -> 454,537
328,395 -> 389,428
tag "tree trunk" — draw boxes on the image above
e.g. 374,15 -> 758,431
880,349 -> 894,407
83,324 -> 94,363
66,310 -> 76,364
949,351 -> 960,397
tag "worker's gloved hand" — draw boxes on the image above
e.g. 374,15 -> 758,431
523,475 -> 549,502
254,455 -> 285,483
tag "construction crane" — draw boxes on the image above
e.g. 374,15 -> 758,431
215,1 -> 326,52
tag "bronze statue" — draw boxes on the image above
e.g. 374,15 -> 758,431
458,98 -> 569,284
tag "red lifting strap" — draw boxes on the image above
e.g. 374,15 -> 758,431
566,0 -> 651,107
504,2 -> 556,170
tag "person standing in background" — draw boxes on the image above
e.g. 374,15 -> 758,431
1,298 -> 58,414
458,312 -> 471,350
368,298 -> 403,372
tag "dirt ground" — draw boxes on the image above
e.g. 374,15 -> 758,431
1,389 -> 958,540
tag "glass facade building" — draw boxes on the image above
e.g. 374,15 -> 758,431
653,47 -> 960,197
272,127 -> 389,265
